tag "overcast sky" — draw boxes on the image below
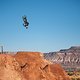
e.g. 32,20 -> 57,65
0,0 -> 80,52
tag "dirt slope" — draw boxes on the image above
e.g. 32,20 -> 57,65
0,52 -> 71,80
50,64 -> 70,80
0,54 -> 26,80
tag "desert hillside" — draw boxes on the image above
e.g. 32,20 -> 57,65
0,52 -> 70,80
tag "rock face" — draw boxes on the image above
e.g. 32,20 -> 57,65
0,52 -> 70,80
44,46 -> 80,71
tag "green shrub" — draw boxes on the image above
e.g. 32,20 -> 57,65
68,72 -> 74,76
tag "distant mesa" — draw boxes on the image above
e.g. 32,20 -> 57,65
44,46 -> 80,71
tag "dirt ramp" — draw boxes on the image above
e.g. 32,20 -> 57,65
15,52 -> 71,80
15,52 -> 56,80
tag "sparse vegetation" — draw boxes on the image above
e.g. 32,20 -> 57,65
67,71 -> 80,80
68,72 -> 74,76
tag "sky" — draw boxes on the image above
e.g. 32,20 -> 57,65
0,0 -> 80,52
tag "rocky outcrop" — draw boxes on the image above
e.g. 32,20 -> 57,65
0,52 -> 70,80
44,46 -> 80,71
